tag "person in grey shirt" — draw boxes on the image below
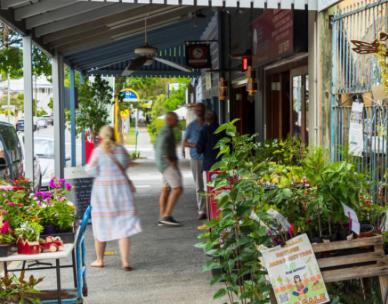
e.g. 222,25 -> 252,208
184,103 -> 206,220
155,112 -> 183,227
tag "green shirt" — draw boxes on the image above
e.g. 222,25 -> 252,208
155,125 -> 177,173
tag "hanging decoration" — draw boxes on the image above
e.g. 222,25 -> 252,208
351,32 -> 388,95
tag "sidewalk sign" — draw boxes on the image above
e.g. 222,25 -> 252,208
261,234 -> 330,304
65,167 -> 93,220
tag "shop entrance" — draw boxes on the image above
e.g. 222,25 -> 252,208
265,62 -> 309,143
232,86 -> 255,135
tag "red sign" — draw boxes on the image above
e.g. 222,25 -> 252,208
186,43 -> 211,69
252,10 -> 294,67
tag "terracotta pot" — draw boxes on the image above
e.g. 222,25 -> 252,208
17,239 -> 41,255
358,223 -> 375,238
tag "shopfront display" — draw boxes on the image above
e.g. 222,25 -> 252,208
252,9 -> 309,142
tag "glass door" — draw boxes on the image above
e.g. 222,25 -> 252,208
290,67 -> 309,144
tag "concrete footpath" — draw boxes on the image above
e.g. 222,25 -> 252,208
36,159 -> 223,304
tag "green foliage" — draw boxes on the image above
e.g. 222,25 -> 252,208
198,121 -> 387,303
0,47 -> 22,78
147,118 -> 185,144
198,119 -> 272,304
32,47 -> 51,79
76,75 -> 113,137
0,271 -> 43,304
15,222 -> 43,243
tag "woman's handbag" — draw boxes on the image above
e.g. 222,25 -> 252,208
106,152 -> 135,193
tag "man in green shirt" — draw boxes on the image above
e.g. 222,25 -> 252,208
155,112 -> 183,227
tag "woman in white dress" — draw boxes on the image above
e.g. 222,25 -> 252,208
86,126 -> 141,271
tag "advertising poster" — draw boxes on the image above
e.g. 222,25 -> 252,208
261,234 -> 330,304
349,102 -> 364,157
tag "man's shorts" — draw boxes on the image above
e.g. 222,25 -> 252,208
162,165 -> 183,189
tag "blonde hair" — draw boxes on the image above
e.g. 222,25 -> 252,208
99,125 -> 116,153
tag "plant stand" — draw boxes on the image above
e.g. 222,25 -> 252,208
268,236 -> 388,303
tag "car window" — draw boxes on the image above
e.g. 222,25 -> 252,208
0,139 -> 10,179
0,125 -> 22,162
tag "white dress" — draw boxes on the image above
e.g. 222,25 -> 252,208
85,145 -> 141,242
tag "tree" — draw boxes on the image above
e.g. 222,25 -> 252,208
76,75 -> 113,142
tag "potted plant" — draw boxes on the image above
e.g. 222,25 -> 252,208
0,220 -> 15,257
0,271 -> 43,303
36,178 -> 76,243
15,222 -> 43,255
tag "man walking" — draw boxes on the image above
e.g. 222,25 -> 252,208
184,103 -> 206,220
155,112 -> 183,227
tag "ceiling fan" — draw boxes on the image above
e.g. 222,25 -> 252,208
122,18 -> 192,76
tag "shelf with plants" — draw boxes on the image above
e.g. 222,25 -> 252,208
197,120 -> 388,304
0,177 -> 76,257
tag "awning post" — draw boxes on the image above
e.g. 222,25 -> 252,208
70,67 -> 76,167
80,73 -> 86,165
52,52 -> 65,178
23,35 -> 34,182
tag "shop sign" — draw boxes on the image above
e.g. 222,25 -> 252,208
252,10 -> 294,67
205,72 -> 212,91
261,234 -> 330,304
186,43 -> 211,69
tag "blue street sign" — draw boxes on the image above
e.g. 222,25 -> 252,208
119,89 -> 139,102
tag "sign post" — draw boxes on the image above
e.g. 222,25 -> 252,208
115,89 -> 140,150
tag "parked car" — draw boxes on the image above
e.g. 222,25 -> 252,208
34,137 -> 70,188
0,122 -> 24,180
17,133 -> 42,191
42,115 -> 54,126
15,119 -> 37,132
36,117 -> 48,129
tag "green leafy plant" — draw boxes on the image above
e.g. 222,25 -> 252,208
197,120 -> 273,304
15,222 -> 43,243
76,75 -> 113,143
0,271 -> 43,304
35,179 -> 75,232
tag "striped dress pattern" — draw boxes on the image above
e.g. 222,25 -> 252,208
85,145 -> 141,242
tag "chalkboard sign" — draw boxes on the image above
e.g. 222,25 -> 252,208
68,177 -> 94,219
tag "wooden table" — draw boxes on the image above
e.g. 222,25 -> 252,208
0,244 -> 76,304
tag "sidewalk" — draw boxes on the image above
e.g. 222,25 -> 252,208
32,159 -> 222,304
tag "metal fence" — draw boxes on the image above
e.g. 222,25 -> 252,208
331,1 -> 388,202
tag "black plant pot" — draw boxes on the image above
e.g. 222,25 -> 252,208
0,244 -> 11,257
42,224 -> 56,235
41,225 -> 75,243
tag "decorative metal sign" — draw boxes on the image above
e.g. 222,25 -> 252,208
185,43 -> 211,69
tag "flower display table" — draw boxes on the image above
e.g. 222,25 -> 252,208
0,243 -> 76,304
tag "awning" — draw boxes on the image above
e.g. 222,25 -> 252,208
85,0 -> 318,10
0,0 -> 316,76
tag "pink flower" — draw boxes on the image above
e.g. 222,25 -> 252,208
1,221 -> 9,234
59,196 -> 67,202
48,179 -> 57,189
65,183 -> 72,191
7,202 -> 16,207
